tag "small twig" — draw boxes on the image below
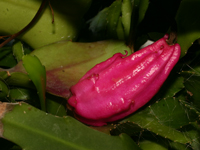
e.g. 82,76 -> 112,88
0,35 -> 12,40
166,32 -> 177,45
48,1 -> 54,23
166,19 -> 178,45
0,0 -> 48,48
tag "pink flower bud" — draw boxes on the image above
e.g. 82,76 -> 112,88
67,35 -> 181,126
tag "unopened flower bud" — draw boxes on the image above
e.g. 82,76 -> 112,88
68,35 -> 181,126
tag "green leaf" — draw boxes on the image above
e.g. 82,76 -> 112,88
116,17 -> 125,40
106,1 -> 122,38
8,88 -> 66,116
111,120 -> 191,149
0,0 -> 92,49
0,102 -> 141,150
121,108 -> 191,144
8,88 -> 40,108
176,0 -> 200,57
149,97 -> 198,128
5,72 -> 34,89
121,0 -> 132,38
112,95 -> 199,134
9,88 -> 37,102
11,40 -> 131,98
12,41 -> 24,62
22,55 -> 46,111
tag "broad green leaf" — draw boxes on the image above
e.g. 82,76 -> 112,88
88,0 -> 149,41
121,108 -> 191,144
149,97 -> 198,128
176,0 -> 200,57
12,41 -> 24,62
11,40 -> 131,98
0,102 -> 141,150
22,55 -> 46,111
106,1 -> 122,38
0,0 -> 92,49
112,93 -> 199,135
111,121 -> 191,150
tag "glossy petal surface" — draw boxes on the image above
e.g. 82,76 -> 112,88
68,35 -> 181,126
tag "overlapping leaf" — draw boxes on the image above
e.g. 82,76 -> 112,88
0,102 -> 141,150
22,55 -> 46,111
10,40 -> 131,98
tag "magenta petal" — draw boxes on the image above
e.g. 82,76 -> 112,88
68,35 -> 181,126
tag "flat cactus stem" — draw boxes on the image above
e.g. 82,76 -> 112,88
149,97 -> 199,129
0,103 -> 16,137
0,102 -> 140,150
8,40 -> 131,98
121,110 -> 191,144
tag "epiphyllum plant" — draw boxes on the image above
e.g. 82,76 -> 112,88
0,0 -> 200,150
68,34 -> 181,126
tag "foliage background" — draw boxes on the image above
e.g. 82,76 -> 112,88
0,0 -> 200,149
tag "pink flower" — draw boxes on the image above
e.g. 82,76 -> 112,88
67,35 -> 181,126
